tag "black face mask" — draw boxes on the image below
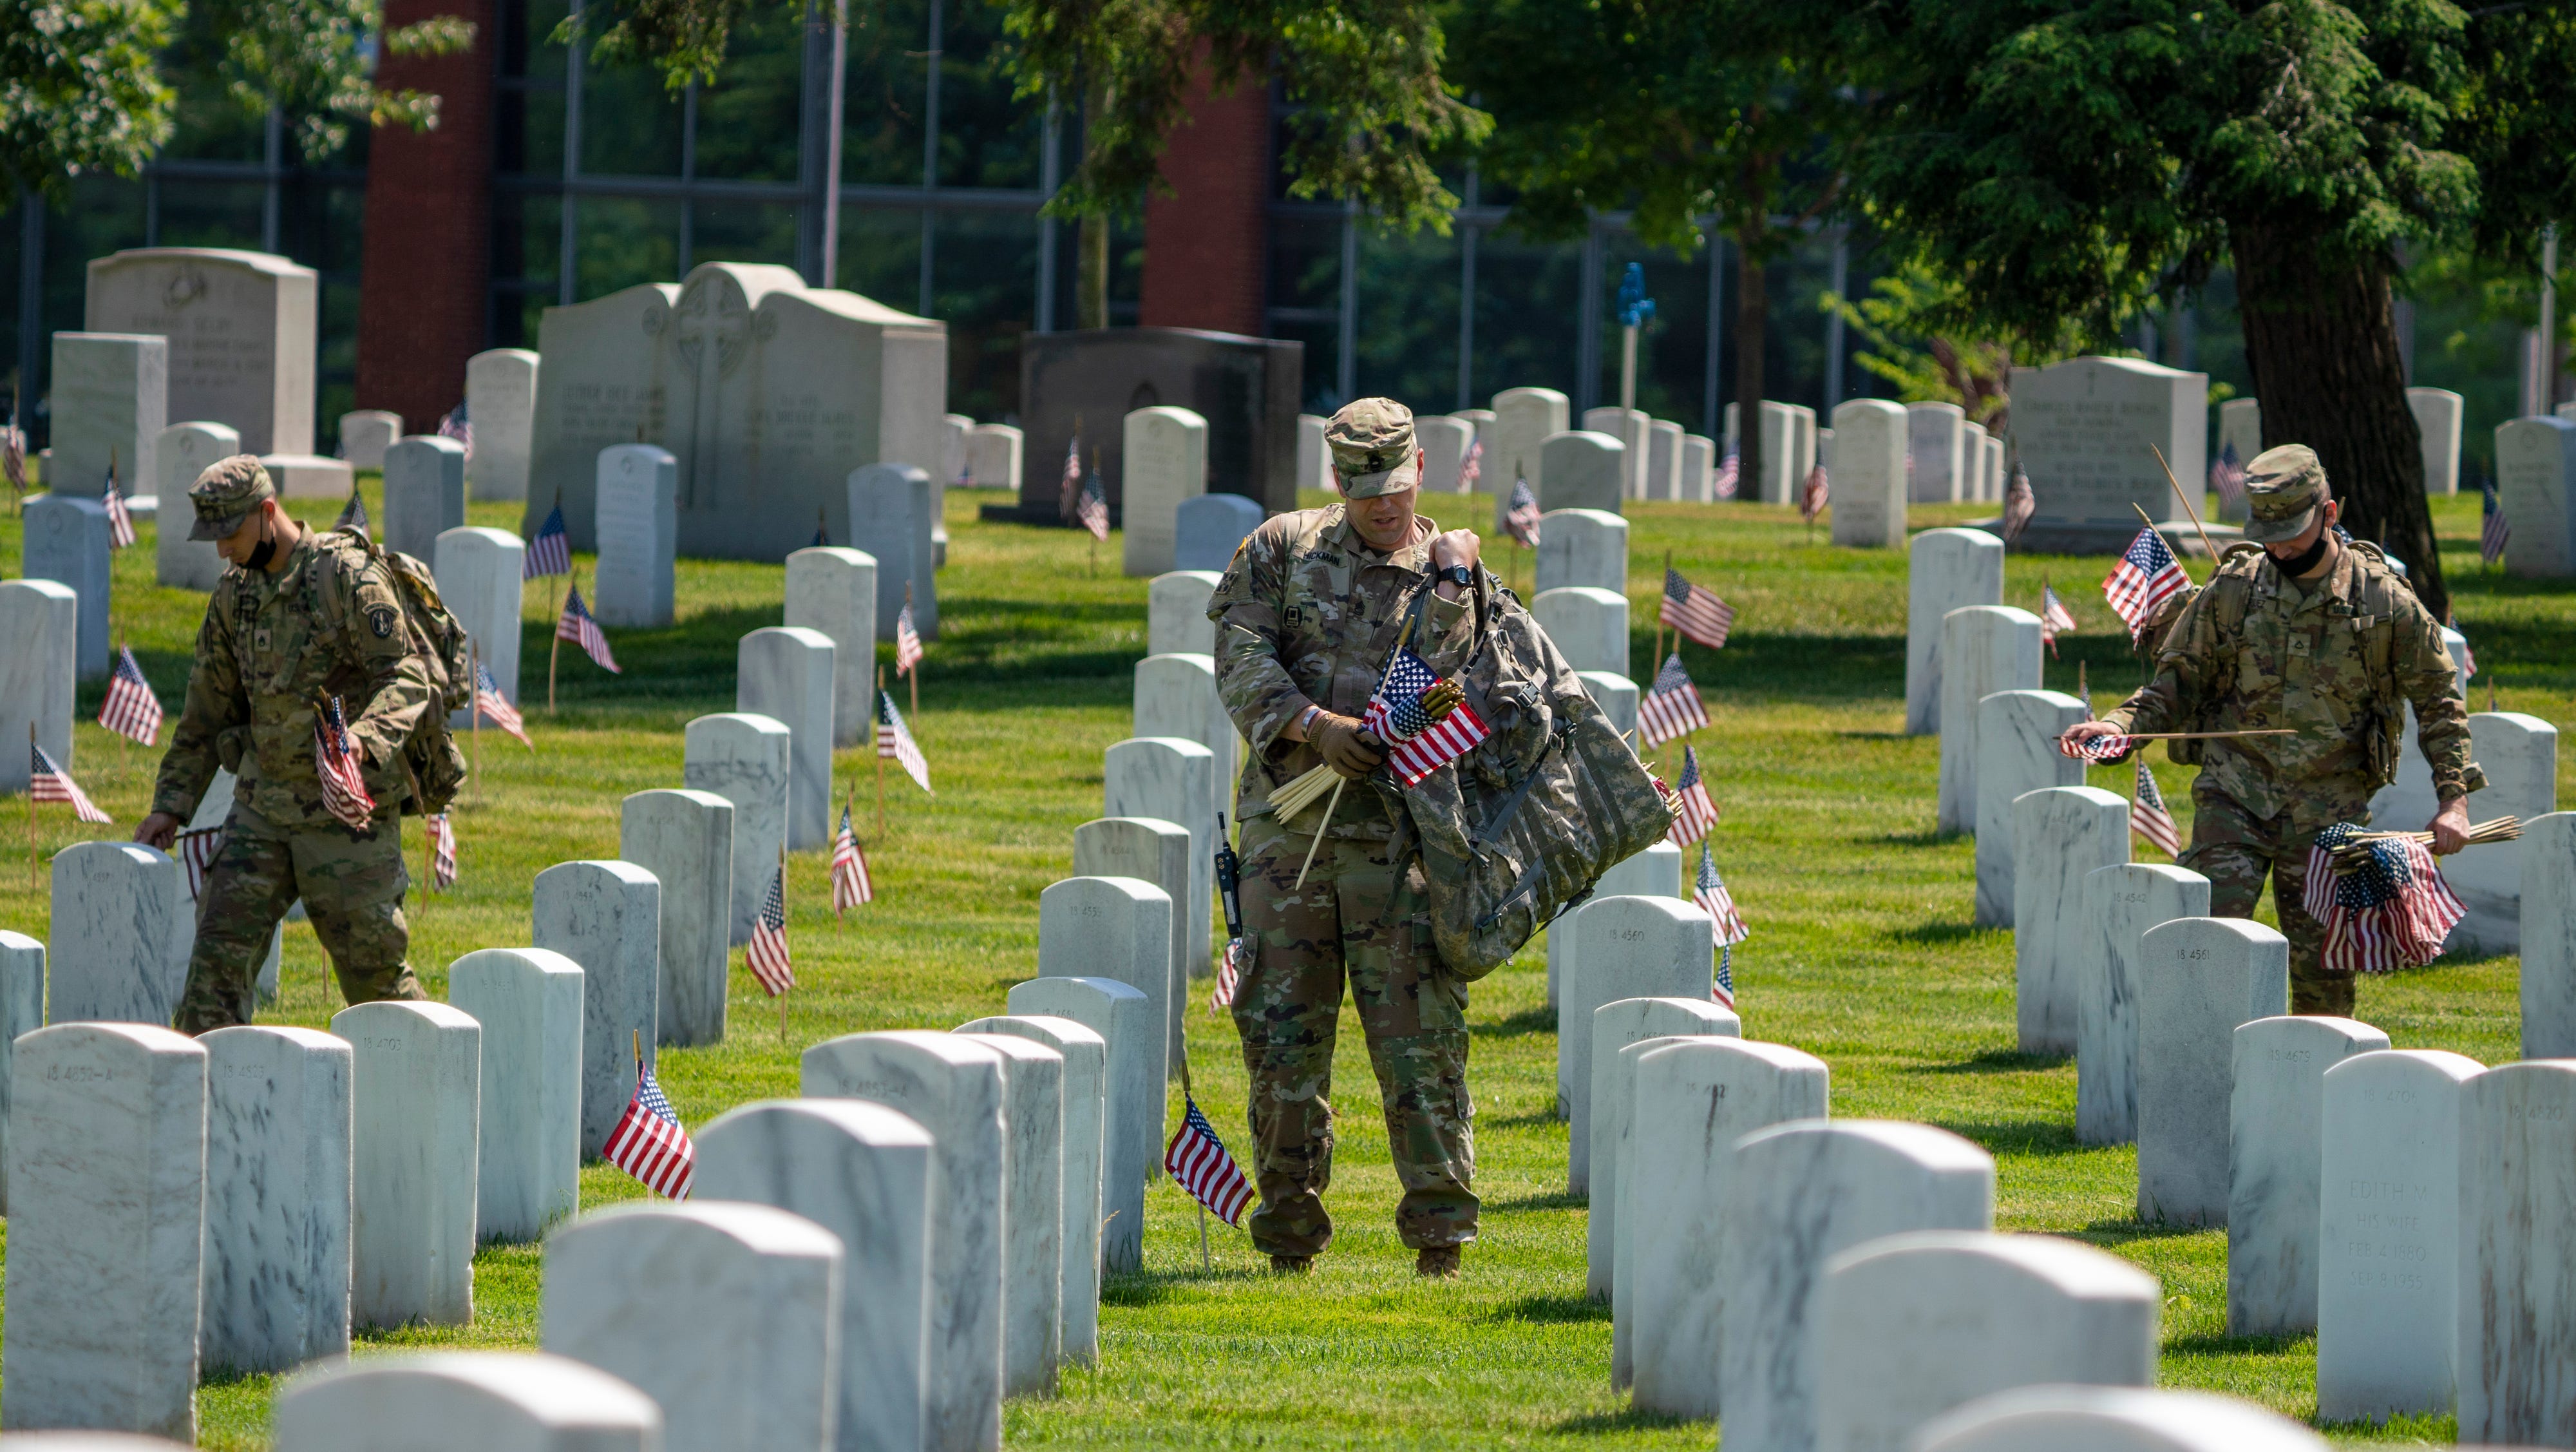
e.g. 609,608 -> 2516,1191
243,517 -> 278,572
2268,524 -> 2331,577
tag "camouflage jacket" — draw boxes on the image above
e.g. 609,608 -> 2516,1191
2100,540 -> 2483,822
1209,505 -> 1476,837
153,531 -> 437,827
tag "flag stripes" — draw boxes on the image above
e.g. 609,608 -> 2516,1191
1359,647 -> 1490,787
832,807 -> 874,912
314,697 -> 377,830
895,603 -> 925,674
1659,568 -> 1734,650
177,826 -> 223,899
1667,745 -> 1717,846
474,662 -> 531,746
748,868 -> 795,996
1164,1095 -> 1255,1226
2103,528 -> 2190,638
30,743 -> 109,825
1504,479 -> 1542,547
427,812 -> 459,889
525,502 -> 571,579
2130,759 -> 2181,857
1639,654 -> 1710,747
100,647 -> 162,745
2482,483 -> 2511,566
878,691 -> 932,793
2300,825 -> 2465,975
601,1058 -> 694,1199
558,584 -> 621,673
103,466 -> 135,549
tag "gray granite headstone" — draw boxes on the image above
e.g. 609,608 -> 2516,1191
1173,493 -> 1263,571
591,444 -> 677,628
199,1025 -> 352,1373
683,711 -> 792,944
2136,917 -> 2287,1226
333,1000 -> 479,1330
383,436 -> 466,562
531,859 -> 662,1158
86,247 -> 317,456
737,626 -> 837,851
446,948 -> 584,1243
619,789 -> 734,1047
784,547 -> 880,747
24,493 -> 111,679
848,463 -> 937,638
2007,356 -> 2208,553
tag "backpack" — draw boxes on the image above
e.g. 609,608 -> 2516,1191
316,528 -> 473,814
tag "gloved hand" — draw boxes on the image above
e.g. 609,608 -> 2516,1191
1311,712 -> 1386,779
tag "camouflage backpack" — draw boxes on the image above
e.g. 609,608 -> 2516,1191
314,527 -> 473,814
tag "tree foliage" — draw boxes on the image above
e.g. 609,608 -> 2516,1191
2,0 -> 181,196
1824,261 -> 2082,431
194,0 -> 477,157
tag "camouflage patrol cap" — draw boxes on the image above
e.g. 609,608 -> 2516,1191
187,454 -> 278,540
2242,444 -> 2329,544
1324,397 -> 1421,498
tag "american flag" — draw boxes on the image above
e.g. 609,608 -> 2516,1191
1693,843 -> 1748,1008
2300,823 -> 2466,975
1798,463 -> 1830,524
2209,441 -> 2246,510
1504,478 -> 1542,548
100,646 -> 162,745
30,743 -> 109,824
1208,937 -> 1244,1015
1712,445 -> 1739,501
473,661 -> 531,747
557,583 -> 621,673
878,691 -> 932,792
1360,646 -> 1491,787
2,422 -> 23,496
2061,731 -> 2136,762
895,601 -> 925,675
2454,618 -> 2476,682
437,403 -> 473,463
102,463 -> 135,549
831,806 -> 873,912
2039,583 -> 2077,658
2102,528 -> 2189,639
2482,483 -> 2510,566
1076,472 -> 1109,542
524,502 -> 571,579
601,1056 -> 694,1199
426,812 -> 458,889
176,826 -> 224,899
1638,653 -> 1710,747
1457,439 -> 1482,492
1659,568 -> 1735,649
748,866 -> 795,995
811,517 -> 830,549
1164,1094 -> 1255,1226
1667,744 -> 1717,846
2130,758 -> 2181,856
1059,433 -> 1083,521
2002,470 -> 2036,545
336,483 -> 369,534
314,696 -> 377,830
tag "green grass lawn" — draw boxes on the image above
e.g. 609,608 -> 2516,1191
0,480 -> 2565,1449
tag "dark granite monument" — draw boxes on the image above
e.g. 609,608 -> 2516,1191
1008,329 -> 1302,524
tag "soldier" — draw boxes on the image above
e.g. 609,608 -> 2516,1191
134,456 -> 437,1033
2063,444 -> 2481,1015
1208,397 -> 1515,1278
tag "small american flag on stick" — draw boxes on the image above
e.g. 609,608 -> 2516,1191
1059,432 -> 1084,521
1076,472 -> 1109,542
2,420 -> 23,498
2002,470 -> 2036,545
1457,439 -> 1482,492
30,743 -> 109,824
2208,441 -> 2246,511
1797,463 -> 1830,524
895,600 -> 925,675
437,403 -> 473,463
314,696 -> 377,830
601,1051 -> 694,1199
1638,654 -> 1710,747
103,461 -> 135,549
177,826 -> 224,898
2038,584 -> 2076,658
1208,937 -> 1244,1016
878,691 -> 932,793
2060,732 -> 2136,762
831,806 -> 873,912
1667,744 -> 1717,846
2300,823 -> 2465,975
2102,528 -> 2189,639
1504,478 -> 1542,548
2130,758 -> 2181,857
1712,445 -> 1739,501
1659,568 -> 1734,650
1693,843 -> 1748,1008
557,583 -> 621,673
426,812 -> 458,890
524,502 -> 571,580
2482,483 -> 2511,566
1164,1095 -> 1255,1226
474,662 -> 531,747
1360,647 -> 1490,787
336,482 -> 369,534
748,866 -> 795,995
100,646 -> 162,745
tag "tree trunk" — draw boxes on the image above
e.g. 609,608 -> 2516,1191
2231,225 -> 2445,620
1077,215 -> 1110,329
1735,245 -> 1768,498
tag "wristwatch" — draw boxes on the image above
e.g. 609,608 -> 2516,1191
1438,564 -> 1474,587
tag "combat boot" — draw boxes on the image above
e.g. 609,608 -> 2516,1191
1271,1254 -> 1313,1274
1416,1246 -> 1460,1279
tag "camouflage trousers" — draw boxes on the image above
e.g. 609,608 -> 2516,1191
2181,782 -> 2372,1017
1229,813 -> 1477,1256
175,801 -> 424,1035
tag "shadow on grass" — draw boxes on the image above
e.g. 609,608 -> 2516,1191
1937,1118 -> 2090,1157
1492,1293 -> 1609,1325
1484,1107 -> 1567,1130
1911,1047 -> 2069,1075
1889,921 -> 1998,945
2165,1328 -> 2311,1357
1879,830 -> 1964,848
1099,1265 -> 1268,1304
1551,1406 -> 1701,1434
1487,1189 -> 1586,1212
2072,1216 -> 2223,1246
1472,1004 -> 1558,1038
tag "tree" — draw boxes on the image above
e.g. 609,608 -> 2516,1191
1448,0 -> 1861,493
3,1 -> 183,198
1828,0 -> 2576,620
188,0 -> 477,158
1826,258 -> 2087,432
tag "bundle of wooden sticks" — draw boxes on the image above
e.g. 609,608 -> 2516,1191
2327,816 -> 2521,872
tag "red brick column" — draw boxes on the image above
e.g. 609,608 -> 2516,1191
355,0 -> 498,428
1139,58 -> 1271,337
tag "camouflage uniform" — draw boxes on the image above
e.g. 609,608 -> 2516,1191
2098,446 -> 2481,1015
152,457 -> 437,1033
1209,399 -> 1481,1256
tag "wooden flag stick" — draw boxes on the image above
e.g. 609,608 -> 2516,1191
875,666 -> 887,839
905,582 -> 919,720
469,642 -> 483,808
548,572 -> 569,715
26,725 -> 37,894
778,843 -> 790,1045
1176,1046 -> 1211,1272
2146,447 -> 2222,563
2066,728 -> 2298,743
1653,549 -> 1672,667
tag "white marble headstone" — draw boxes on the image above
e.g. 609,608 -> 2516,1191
1973,691 -> 2088,926
2438,711 -> 2557,954
2010,783 -> 2128,1048
960,1014 -> 1108,1365
275,1350 -> 661,1452
48,332 -> 167,503
0,578 -> 77,794
155,420 -> 241,589
2524,811 -> 2576,1058
48,841 -> 189,1025
331,1000 -> 479,1330
447,948 -> 584,1244
1575,671 -> 1638,741
1174,494 -> 1264,573
1908,401 -> 1967,502
1007,975 -> 1155,1273
0,930 -> 44,1211
199,1026 -> 352,1374
433,526 -> 527,729
543,1201 -> 843,1452
1936,607 -> 2043,833
2496,414 -> 2576,577
592,444 -> 677,628
1070,819 -> 1192,1068
24,494 -> 111,679
683,711 -> 792,944
2007,356 -> 2208,552
1103,737 -> 1214,989
2226,1014 -> 2389,1335
847,463 -> 938,639
2076,863 -> 2208,1145
1913,1384 -> 2326,1452
1297,414 -> 1329,495
1559,896 -> 1714,1139
465,349 -> 540,502
1583,406 -> 1651,498
2216,397 -> 2262,523
1122,406 -> 1208,578
737,626 -> 837,850
618,789 -> 733,1047
802,1031 -> 1007,1452
967,422 -> 1021,492
1531,586 -> 1628,676
1538,430 -> 1624,514
2457,1059 -> 2576,1447
1829,398 -> 1908,549
1,1023 -> 207,1442
1535,508 -> 1628,595
1905,528 -> 2006,735
952,1033 -> 1065,1396
1645,419 -> 1683,501
2407,386 -> 2461,495
531,860 -> 662,1158
784,547 -> 880,747
1488,388 -> 1568,528
1134,653 -> 1237,831
1419,414 -> 1474,493
340,408 -> 404,471
1147,570 -> 1222,657
1681,434 -> 1714,502
1585,1001 -> 1739,1294
696,1097 -> 936,1452
1546,842 -> 1680,1009
2135,917 -> 2287,1226
382,435 -> 466,562
1038,875 -> 1175,1155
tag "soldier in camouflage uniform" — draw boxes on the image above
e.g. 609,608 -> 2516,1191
2066,445 -> 2481,1015
1209,397 -> 1495,1277
135,456 -> 437,1033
